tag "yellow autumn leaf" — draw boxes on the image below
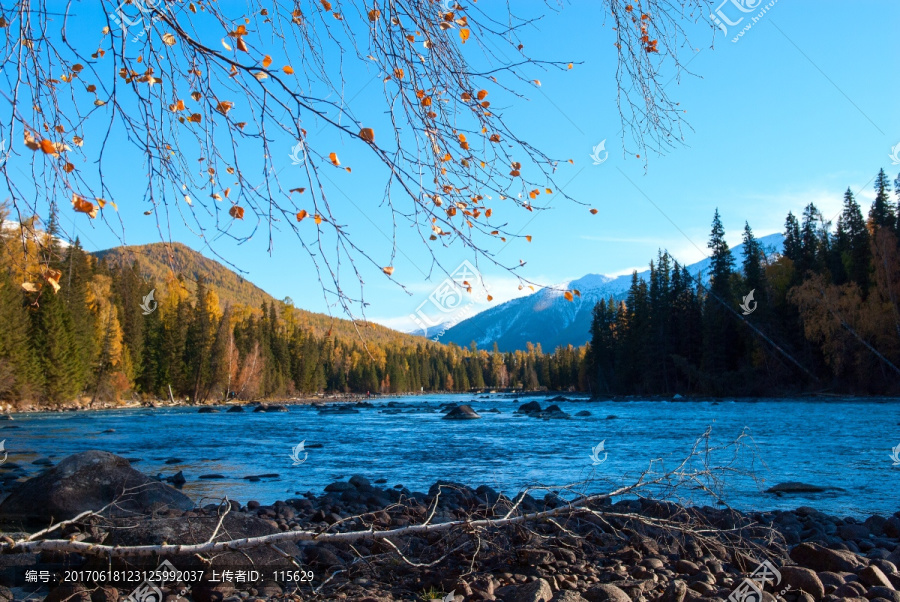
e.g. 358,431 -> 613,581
459,28 -> 470,43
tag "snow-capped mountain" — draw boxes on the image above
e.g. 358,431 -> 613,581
432,233 -> 783,352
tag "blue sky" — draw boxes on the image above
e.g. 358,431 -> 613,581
16,0 -> 900,331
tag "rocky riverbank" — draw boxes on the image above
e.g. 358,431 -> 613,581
0,452 -> 898,602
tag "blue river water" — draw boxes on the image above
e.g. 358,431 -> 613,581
1,395 -> 898,517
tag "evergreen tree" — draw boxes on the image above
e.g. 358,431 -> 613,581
701,209 -> 737,383
783,212 -> 801,263
869,168 -> 895,231
836,189 -> 871,294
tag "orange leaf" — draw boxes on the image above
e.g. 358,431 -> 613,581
314,214 -> 323,224
229,205 -> 245,219
321,0 -> 332,10
394,67 -> 404,79
283,65 -> 294,74
262,55 -> 272,68
296,209 -> 308,222
459,28 -> 470,43
485,208 -> 492,217
290,187 -> 306,194
188,113 -> 202,123
236,37 -> 249,52
215,100 -> 234,115
489,134 -> 500,143
63,162 -> 75,173
525,235 -> 532,242
476,89 -> 488,100
71,193 -> 98,219
359,127 -> 375,143
564,291 -> 574,302
40,139 -> 58,155
590,208 -> 598,215
368,9 -> 380,20
382,266 -> 394,276
329,152 -> 340,166
487,295 -> 493,302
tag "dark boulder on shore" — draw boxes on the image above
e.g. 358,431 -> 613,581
0,450 -> 194,524
443,404 -> 481,419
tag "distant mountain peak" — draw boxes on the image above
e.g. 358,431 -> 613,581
432,232 -> 784,351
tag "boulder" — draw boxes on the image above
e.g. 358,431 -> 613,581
100,511 -> 300,569
197,407 -> 219,413
765,482 -> 841,494
501,578 -> 553,602
226,405 -> 244,412
516,401 -> 543,414
0,451 -> 194,524
857,565 -> 894,589
253,403 -> 288,412
790,542 -> 866,573
584,584 -> 632,602
443,404 -> 481,420
575,410 -> 591,417
779,566 -> 825,599
551,592 -> 588,602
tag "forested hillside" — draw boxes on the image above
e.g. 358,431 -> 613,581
586,169 -> 900,395
0,212 -> 582,406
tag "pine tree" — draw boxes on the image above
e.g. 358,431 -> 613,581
869,169 -> 895,231
783,212 -> 801,263
701,209 -> 737,383
837,189 -> 871,294
0,269 -> 38,402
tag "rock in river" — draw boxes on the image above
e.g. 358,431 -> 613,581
516,401 -> 543,414
0,450 -> 194,524
765,482 -> 842,494
443,404 -> 481,419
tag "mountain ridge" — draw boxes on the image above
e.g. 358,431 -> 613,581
433,233 -> 784,351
